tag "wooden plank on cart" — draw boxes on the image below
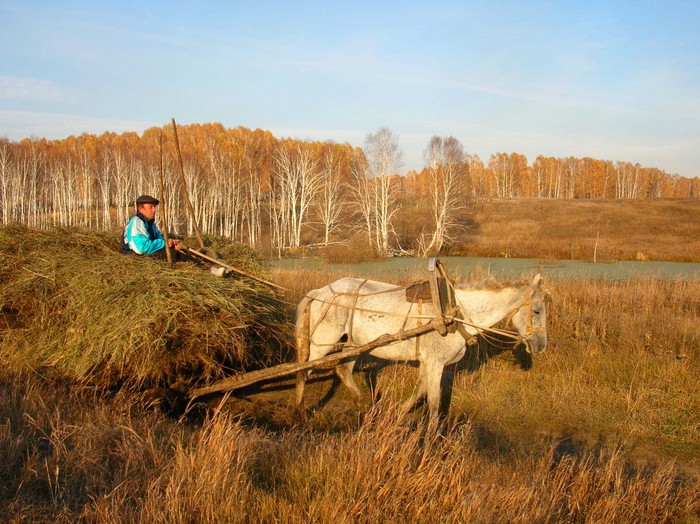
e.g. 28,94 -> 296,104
189,320 -> 440,400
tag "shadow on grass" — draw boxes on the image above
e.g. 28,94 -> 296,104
183,330 -> 535,436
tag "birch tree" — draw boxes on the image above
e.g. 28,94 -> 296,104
240,132 -> 270,247
465,154 -> 486,198
421,135 -> 466,255
354,127 -> 403,255
350,149 -> 373,246
77,146 -> 96,228
243,156 -> 262,246
532,156 -> 547,198
0,144 -> 10,224
112,150 -> 136,228
615,162 -> 641,199
316,144 -> 346,245
23,145 -> 42,227
272,142 -> 321,250
489,153 -> 515,198
564,156 -> 578,199
489,152 -> 528,198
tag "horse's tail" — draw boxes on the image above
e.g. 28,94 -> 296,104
295,295 -> 312,364
295,295 -> 313,409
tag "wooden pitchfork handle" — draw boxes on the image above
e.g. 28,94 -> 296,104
171,118 -> 205,250
177,246 -> 287,291
158,130 -> 172,266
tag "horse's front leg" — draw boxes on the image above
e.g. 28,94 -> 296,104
424,361 -> 446,428
401,362 -> 428,415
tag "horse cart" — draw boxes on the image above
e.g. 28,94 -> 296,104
187,258 -> 548,422
189,258 -> 463,400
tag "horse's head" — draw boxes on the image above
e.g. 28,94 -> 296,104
510,274 -> 548,354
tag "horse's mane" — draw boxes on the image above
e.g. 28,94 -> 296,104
455,275 -> 531,290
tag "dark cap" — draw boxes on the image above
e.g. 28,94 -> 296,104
135,194 -> 159,206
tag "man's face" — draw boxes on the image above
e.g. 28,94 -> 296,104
138,203 -> 158,221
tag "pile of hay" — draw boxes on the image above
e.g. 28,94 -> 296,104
0,224 -> 292,391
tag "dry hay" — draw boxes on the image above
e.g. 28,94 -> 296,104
0,224 -> 293,392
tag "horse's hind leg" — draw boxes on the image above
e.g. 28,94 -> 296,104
335,358 -> 362,410
295,370 -> 309,410
294,296 -> 312,415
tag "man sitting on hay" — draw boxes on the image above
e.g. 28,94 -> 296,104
120,194 -> 181,257
120,194 -> 227,276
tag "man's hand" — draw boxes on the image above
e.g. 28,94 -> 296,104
167,238 -> 182,250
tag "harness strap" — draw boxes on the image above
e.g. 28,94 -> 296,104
505,295 -> 547,339
346,279 -> 368,345
428,258 -> 448,335
306,294 -> 527,342
400,297 -> 417,332
415,300 -> 423,359
305,273 -> 544,349
457,321 -> 478,346
308,289 -> 339,339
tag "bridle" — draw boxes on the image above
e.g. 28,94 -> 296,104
454,293 -> 546,350
505,295 -> 547,338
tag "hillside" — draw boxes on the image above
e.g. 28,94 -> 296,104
396,198 -> 700,262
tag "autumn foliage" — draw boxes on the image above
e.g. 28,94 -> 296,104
0,123 -> 697,256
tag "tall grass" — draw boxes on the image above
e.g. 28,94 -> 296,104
272,268 -> 700,468
1,253 -> 699,521
1,372 -> 697,522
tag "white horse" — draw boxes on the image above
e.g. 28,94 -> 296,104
295,274 -> 547,423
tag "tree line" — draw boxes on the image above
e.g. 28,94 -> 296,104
1,122 -> 697,256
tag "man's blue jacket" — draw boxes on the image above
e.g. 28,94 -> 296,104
120,212 -> 165,255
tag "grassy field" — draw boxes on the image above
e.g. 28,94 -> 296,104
1,202 -> 699,522
396,197 -> 700,262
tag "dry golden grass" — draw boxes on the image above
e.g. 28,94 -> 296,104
271,268 -> 700,471
1,371 -> 698,523
1,226 -> 699,522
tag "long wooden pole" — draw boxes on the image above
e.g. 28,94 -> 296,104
171,117 -> 205,249
158,130 -> 172,266
178,246 -> 287,291
170,118 -> 286,291
188,321 -> 438,400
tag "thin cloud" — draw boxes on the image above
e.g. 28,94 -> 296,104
0,110 -> 157,140
0,76 -> 67,103
269,126 -> 367,144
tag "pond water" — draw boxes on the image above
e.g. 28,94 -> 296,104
271,256 -> 700,281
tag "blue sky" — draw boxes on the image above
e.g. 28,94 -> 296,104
1,1 -> 698,177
